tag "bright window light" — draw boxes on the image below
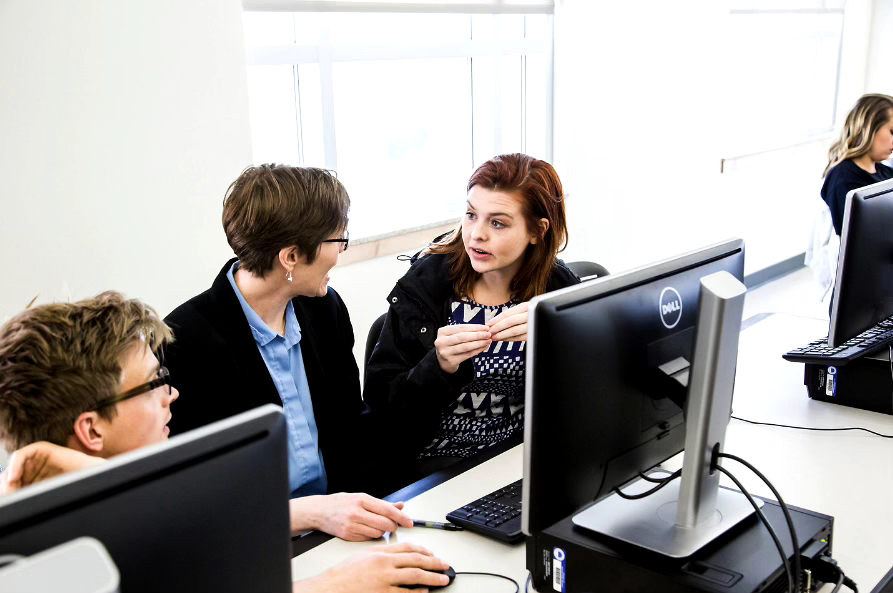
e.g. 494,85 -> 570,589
243,11 -> 552,239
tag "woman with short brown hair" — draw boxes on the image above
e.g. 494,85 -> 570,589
164,163 -> 415,542
364,153 -> 581,477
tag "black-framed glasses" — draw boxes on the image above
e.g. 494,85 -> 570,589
97,366 -> 171,409
321,230 -> 349,252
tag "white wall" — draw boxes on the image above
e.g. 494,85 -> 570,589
865,0 -> 893,94
551,0 -> 728,274
0,0 -> 252,322
548,0 -> 880,279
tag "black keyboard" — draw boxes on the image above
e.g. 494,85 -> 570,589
445,479 -> 524,544
782,318 -> 893,366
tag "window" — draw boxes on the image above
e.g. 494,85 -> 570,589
723,1 -> 845,157
243,8 -> 553,240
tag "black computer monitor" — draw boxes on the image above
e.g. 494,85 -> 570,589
0,405 -> 292,593
829,177 -> 893,347
522,239 -> 745,535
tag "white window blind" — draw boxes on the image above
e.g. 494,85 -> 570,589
243,1 -> 554,15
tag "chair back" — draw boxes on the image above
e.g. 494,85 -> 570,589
365,312 -> 388,365
566,261 -> 609,280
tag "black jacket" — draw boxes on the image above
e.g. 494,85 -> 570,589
163,259 -> 372,494
363,253 -> 581,456
821,159 -> 893,235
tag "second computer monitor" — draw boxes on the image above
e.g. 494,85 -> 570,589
0,405 -> 293,592
522,239 -> 745,535
829,177 -> 893,347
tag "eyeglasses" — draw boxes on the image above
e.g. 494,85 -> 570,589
321,230 -> 349,252
97,366 -> 171,409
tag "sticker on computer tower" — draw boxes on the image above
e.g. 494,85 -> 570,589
553,547 -> 566,592
826,366 -> 837,396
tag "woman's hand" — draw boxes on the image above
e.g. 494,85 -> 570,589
488,302 -> 530,342
1,442 -> 104,495
290,493 -> 414,541
434,324 -> 491,373
292,543 -> 451,593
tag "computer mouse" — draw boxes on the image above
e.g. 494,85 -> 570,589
399,566 -> 456,590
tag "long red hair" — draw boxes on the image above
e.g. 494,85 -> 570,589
429,153 -> 568,302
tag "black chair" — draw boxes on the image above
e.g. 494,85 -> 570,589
364,312 -> 388,366
566,260 -> 609,280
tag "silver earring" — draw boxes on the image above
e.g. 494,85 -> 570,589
286,270 -> 293,282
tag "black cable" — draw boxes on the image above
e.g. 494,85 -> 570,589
731,415 -> 893,438
718,452 -> 800,593
714,465 -> 794,593
613,470 -> 681,500
454,571 -> 520,593
525,571 -> 531,593
831,572 -> 845,593
812,555 -> 859,592
638,469 -> 675,483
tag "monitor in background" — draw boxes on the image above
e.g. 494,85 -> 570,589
0,405 -> 292,593
522,239 -> 745,540
829,177 -> 893,346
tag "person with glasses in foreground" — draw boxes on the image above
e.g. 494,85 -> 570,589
0,292 -> 452,593
164,164 -> 411,542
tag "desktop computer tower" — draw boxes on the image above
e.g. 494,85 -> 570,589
804,350 -> 893,416
527,496 -> 834,593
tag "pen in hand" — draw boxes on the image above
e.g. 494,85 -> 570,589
413,519 -> 464,531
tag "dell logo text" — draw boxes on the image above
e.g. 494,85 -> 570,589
659,287 -> 683,329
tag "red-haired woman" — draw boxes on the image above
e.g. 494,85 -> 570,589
364,153 -> 580,477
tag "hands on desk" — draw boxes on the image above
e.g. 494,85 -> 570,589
292,543 -> 451,593
290,493 -> 414,541
1,441 -> 104,495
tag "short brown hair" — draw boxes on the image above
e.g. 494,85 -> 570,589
0,292 -> 173,451
222,164 -> 351,275
430,153 -> 569,302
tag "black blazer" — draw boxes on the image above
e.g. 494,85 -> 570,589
163,259 -> 373,494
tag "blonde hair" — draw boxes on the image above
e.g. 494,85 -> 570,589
0,292 -> 173,450
824,94 -> 893,177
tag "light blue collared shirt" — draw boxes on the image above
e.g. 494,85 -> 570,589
227,262 -> 327,497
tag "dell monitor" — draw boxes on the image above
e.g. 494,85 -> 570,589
522,239 -> 751,554
829,177 -> 893,346
0,405 -> 292,592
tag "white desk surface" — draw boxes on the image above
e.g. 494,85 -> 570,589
292,314 -> 893,592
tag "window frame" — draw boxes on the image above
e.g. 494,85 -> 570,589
242,6 -> 554,244
721,3 -> 846,163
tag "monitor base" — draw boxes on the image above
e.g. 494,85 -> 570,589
572,479 -> 761,558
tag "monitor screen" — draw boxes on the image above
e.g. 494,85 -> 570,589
829,178 -> 893,347
0,405 -> 292,593
522,239 -> 745,535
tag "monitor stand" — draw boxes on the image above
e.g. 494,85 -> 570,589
573,271 -> 760,558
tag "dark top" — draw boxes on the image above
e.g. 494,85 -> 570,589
821,159 -> 893,235
164,259 -> 378,494
362,252 -> 581,462
417,298 -> 525,460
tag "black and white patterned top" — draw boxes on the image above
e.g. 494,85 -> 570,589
419,298 -> 525,459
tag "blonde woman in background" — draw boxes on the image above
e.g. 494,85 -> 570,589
821,94 -> 893,235
807,94 -> 893,304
